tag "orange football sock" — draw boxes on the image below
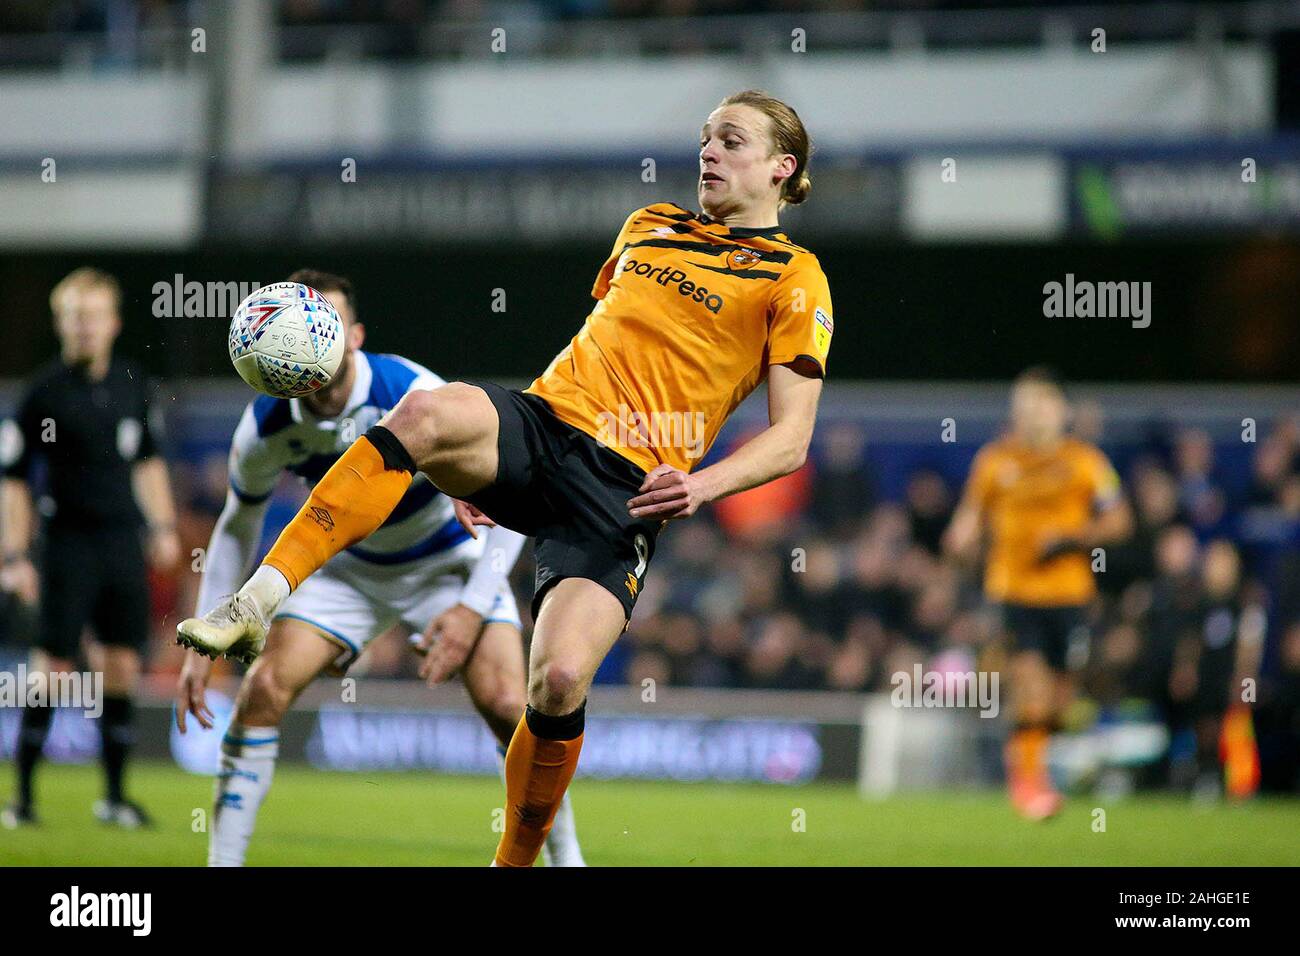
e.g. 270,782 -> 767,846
263,429 -> 415,590
494,704 -> 585,868
1220,706 -> 1261,800
1006,726 -> 1049,789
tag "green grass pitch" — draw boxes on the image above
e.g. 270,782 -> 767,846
2,761 -> 1297,866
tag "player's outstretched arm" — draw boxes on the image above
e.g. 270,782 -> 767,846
131,456 -> 182,570
459,523 -> 525,615
416,523 -> 525,685
1,392 -> 43,604
1036,495 -> 1134,563
1085,496 -> 1134,546
942,502 -> 983,563
452,498 -> 496,538
943,447 -> 994,564
0,477 -> 39,605
629,364 -> 821,520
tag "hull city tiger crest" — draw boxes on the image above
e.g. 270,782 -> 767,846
726,247 -> 764,271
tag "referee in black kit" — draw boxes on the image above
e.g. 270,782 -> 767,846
0,267 -> 180,829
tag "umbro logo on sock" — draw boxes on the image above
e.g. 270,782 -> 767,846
309,506 -> 335,532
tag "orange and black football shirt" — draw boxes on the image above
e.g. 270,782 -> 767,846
526,202 -> 833,474
959,435 -> 1123,607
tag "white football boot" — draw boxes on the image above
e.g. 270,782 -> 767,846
176,593 -> 270,665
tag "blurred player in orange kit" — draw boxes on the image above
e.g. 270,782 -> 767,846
944,368 -> 1133,819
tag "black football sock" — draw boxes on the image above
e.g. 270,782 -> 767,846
99,695 -> 135,804
16,703 -> 54,810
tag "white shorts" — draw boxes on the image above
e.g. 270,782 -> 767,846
273,543 -> 522,672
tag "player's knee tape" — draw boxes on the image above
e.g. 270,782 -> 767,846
524,701 -> 586,741
364,425 -> 417,474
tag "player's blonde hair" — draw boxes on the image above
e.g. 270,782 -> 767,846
50,267 -> 122,316
718,90 -> 812,207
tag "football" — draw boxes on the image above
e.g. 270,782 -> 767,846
228,282 -> 345,398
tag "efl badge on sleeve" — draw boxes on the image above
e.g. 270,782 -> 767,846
814,306 -> 834,353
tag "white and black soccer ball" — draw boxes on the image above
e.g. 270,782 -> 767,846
228,282 -> 345,399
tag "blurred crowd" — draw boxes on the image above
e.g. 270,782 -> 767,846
2,391 -> 1296,793
605,415 -> 1300,789
136,406 -> 1300,789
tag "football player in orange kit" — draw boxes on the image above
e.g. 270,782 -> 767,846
944,368 -> 1133,819
178,90 -> 834,866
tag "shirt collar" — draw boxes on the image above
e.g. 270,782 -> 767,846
697,213 -> 785,240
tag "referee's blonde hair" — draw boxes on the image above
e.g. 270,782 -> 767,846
50,267 -> 122,315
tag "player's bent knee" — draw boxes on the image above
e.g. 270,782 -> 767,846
381,388 -> 442,465
468,665 -> 525,726
238,661 -> 298,725
489,685 -> 526,726
532,661 -> 584,713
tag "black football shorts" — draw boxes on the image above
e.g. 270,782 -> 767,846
999,603 -> 1090,672
37,525 -> 151,659
461,382 -> 661,621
